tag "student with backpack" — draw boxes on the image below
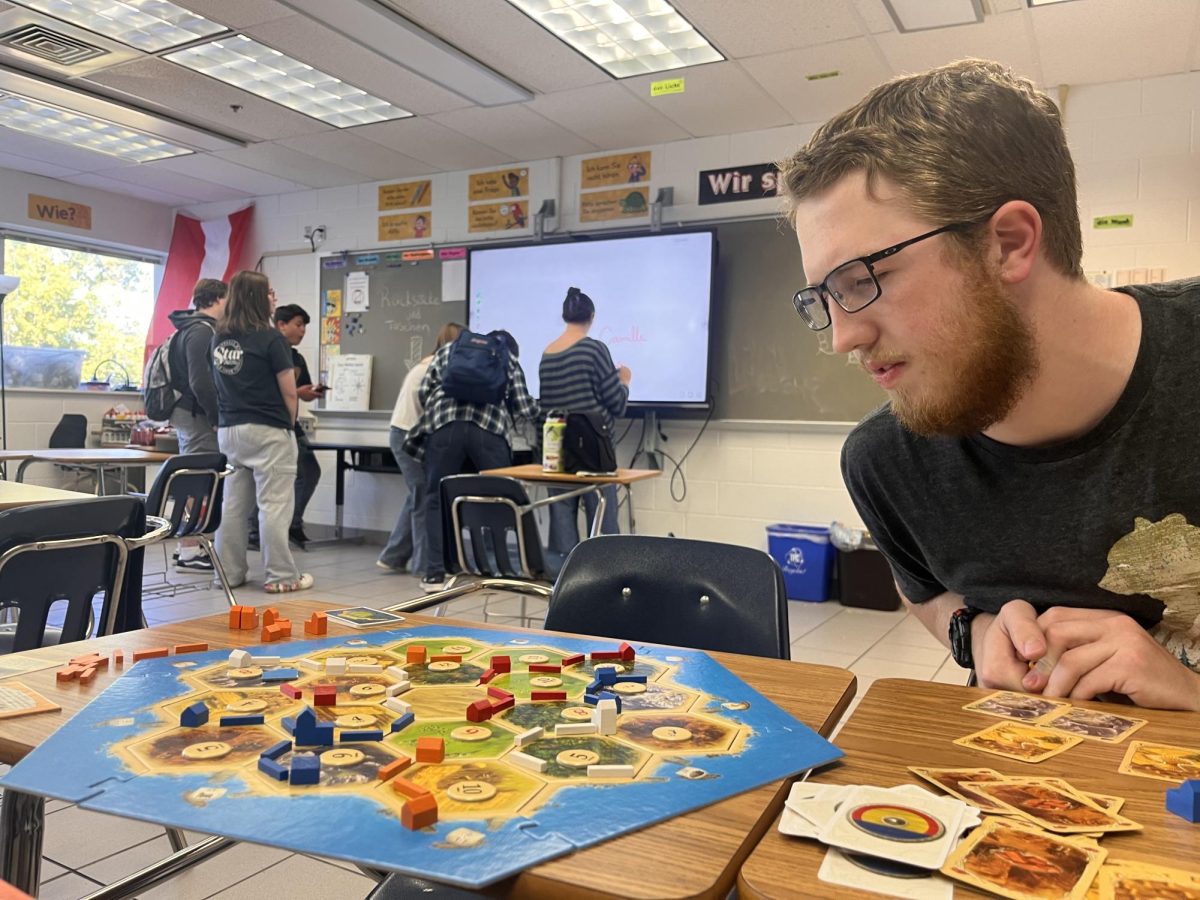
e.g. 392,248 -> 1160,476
403,327 -> 540,592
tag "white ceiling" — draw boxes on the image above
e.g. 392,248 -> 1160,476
0,0 -> 1198,207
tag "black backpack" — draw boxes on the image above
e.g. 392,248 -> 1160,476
142,318 -> 213,421
441,330 -> 510,405
562,412 -> 618,474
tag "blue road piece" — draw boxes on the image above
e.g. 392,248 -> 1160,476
258,757 -> 288,781
340,730 -> 384,742
596,690 -> 621,713
260,668 -> 300,682
219,714 -> 265,727
613,674 -> 647,684
261,740 -> 292,761
390,712 -> 415,733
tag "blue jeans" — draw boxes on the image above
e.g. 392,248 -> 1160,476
547,483 -> 620,556
423,422 -> 511,578
379,426 -> 427,573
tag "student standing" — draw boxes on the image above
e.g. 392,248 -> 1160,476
211,271 -> 313,594
539,287 -> 630,557
377,322 -> 462,574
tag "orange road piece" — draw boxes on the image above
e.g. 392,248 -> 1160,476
304,612 -> 328,636
415,736 -> 444,763
401,794 -> 438,830
78,666 -> 98,684
132,647 -> 169,662
429,654 -> 462,663
406,646 -> 427,665
391,776 -> 431,800
68,652 -> 106,666
173,642 -> 209,654
56,666 -> 82,683
377,754 -> 413,782
262,607 -> 279,627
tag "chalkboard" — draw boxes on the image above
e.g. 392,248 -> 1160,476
709,217 -> 886,422
318,254 -> 466,411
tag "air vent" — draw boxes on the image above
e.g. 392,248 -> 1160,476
0,23 -> 108,66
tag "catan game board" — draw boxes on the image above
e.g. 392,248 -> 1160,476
0,624 -> 841,887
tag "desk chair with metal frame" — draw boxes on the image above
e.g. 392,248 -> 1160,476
398,474 -> 603,622
140,453 -> 237,606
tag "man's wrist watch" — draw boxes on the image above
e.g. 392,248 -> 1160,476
949,606 -> 984,670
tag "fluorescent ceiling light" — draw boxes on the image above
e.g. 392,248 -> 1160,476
0,91 -> 192,161
1027,0 -> 1080,5
14,0 -> 225,52
506,0 -> 723,79
882,0 -> 983,33
166,35 -> 412,127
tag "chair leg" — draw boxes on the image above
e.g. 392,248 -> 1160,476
197,536 -> 237,607
165,828 -> 188,852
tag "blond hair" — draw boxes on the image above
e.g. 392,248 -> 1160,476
780,59 -> 1082,278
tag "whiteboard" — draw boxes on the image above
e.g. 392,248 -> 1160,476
325,354 -> 373,411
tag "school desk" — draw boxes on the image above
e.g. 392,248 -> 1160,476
481,464 -> 661,535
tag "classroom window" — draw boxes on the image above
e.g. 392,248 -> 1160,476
0,234 -> 162,389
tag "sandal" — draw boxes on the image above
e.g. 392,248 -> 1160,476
264,573 -> 314,594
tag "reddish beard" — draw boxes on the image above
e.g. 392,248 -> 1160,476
887,265 -> 1039,437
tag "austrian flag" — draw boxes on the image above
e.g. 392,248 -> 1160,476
144,206 -> 254,360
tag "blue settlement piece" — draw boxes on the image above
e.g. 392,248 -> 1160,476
1166,779 -> 1200,823
289,752 -> 321,786
179,701 -> 209,728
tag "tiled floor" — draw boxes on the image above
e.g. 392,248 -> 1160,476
7,539 -> 969,898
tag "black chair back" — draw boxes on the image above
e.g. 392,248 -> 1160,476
48,414 -> 88,448
145,452 -> 227,538
543,534 -> 790,659
0,496 -> 146,653
440,474 -> 547,579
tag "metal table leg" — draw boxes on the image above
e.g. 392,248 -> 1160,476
0,788 -> 44,895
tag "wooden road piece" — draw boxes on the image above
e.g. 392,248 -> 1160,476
131,648 -> 169,662
377,755 -> 412,782
172,642 -> 209,654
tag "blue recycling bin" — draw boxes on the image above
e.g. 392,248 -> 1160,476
767,523 -> 835,602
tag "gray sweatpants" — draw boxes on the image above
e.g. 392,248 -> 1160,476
216,423 -> 300,586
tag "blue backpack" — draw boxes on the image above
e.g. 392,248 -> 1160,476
441,330 -> 510,405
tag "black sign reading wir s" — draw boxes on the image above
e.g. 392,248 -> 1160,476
698,163 -> 780,205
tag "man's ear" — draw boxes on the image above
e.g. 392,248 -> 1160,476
988,201 -> 1041,285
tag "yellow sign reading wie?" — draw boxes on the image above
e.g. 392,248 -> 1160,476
28,194 -> 92,230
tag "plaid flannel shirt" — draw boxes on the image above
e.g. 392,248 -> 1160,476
402,342 -> 540,460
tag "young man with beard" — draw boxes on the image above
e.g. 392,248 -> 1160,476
781,59 -> 1200,711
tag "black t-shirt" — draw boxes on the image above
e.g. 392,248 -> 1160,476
841,279 -> 1200,670
211,328 -> 294,429
291,347 -> 312,436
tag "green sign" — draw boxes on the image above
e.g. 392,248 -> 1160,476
650,77 -> 685,97
1093,214 -> 1133,229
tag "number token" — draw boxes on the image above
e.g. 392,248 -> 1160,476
652,726 -> 692,742
335,713 -> 376,729
529,676 -> 562,688
442,644 -> 473,655
227,667 -> 262,680
446,780 -> 498,802
556,749 -> 600,768
182,741 -> 232,760
519,654 -> 550,664
321,748 -> 365,767
428,661 -> 460,672
451,726 -> 491,742
346,656 -> 377,666
560,707 -> 594,721
612,682 -> 646,695
226,698 -> 268,712
349,683 -> 385,698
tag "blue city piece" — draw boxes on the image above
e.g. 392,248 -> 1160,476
1166,779 -> 1200,823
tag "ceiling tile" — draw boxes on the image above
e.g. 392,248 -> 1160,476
278,131 -> 436,180
874,11 -> 1041,83
741,37 -> 894,124
431,105 -> 596,161
82,58 -> 331,142
620,62 -> 792,137
146,154 -> 307,195
242,14 -> 471,116
353,118 -> 514,170
390,0 -> 608,93
0,153 -> 79,180
528,83 -> 690,149
170,0 -> 296,29
676,0 -> 868,57
87,164 -> 249,203
852,0 -> 898,33
64,172 -> 192,206
212,143 -> 368,188
1031,0 -> 1197,85
0,128 -> 130,172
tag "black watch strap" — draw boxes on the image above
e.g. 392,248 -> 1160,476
949,606 -> 984,670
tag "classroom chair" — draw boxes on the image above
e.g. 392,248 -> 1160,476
0,496 -> 169,653
543,534 -> 791,660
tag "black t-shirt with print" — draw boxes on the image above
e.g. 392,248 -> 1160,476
841,279 -> 1200,669
211,327 -> 294,429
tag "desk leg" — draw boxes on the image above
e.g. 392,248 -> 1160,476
0,788 -> 44,895
334,449 -> 347,540
14,459 -> 31,483
587,487 -> 606,539
625,484 -> 637,534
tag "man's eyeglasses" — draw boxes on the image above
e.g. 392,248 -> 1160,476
792,221 -> 975,331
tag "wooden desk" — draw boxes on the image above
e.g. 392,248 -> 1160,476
483,464 -> 661,535
0,481 -> 94,511
14,448 -> 172,495
0,601 -> 855,899
738,678 -> 1200,899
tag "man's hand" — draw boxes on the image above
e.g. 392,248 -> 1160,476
971,600 -> 1050,692
1027,607 -> 1200,711
297,384 -> 326,402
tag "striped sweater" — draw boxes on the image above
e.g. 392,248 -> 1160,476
538,337 -> 628,430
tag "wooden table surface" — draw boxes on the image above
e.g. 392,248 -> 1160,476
738,678 -> 1200,899
27,448 -> 173,464
0,481 -> 94,510
0,600 -> 856,900
482,463 -> 661,486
